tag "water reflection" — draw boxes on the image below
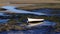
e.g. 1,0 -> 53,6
1,6 -> 60,16
0,20 -> 56,34
2,6 -> 46,15
31,8 -> 60,15
0,19 -> 9,24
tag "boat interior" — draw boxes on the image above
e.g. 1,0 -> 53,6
28,21 -> 43,24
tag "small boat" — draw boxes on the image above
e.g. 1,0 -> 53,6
28,18 -> 44,22
27,18 -> 44,27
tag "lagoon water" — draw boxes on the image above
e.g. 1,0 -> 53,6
0,7 -> 60,34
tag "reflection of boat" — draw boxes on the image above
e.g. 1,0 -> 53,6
27,18 -> 44,27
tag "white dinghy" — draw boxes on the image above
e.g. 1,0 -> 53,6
28,18 -> 44,22
27,18 -> 44,27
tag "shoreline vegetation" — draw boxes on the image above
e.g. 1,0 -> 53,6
15,3 -> 60,10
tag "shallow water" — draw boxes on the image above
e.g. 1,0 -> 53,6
0,20 -> 56,34
0,7 -> 60,34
